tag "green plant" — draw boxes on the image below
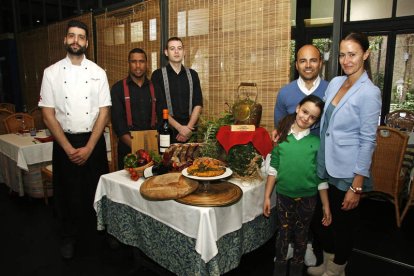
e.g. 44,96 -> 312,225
191,110 -> 234,160
226,143 -> 262,179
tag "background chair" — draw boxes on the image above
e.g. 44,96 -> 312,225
3,113 -> 35,133
0,103 -> 16,113
41,165 -> 53,205
105,122 -> 118,172
385,109 -> 414,132
366,126 -> 409,227
0,109 -> 13,134
400,167 -> 414,225
29,106 -> 46,130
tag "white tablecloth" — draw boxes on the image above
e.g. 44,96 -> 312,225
93,170 -> 275,263
0,130 -> 53,195
0,130 -> 52,171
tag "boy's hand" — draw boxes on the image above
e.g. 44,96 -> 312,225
322,206 -> 332,226
263,198 -> 271,217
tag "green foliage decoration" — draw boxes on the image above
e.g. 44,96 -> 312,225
191,107 -> 263,179
226,143 -> 263,179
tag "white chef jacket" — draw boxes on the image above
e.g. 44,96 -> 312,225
39,55 -> 111,133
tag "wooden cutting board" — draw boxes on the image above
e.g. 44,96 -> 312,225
140,173 -> 199,200
176,181 -> 243,207
130,130 -> 158,154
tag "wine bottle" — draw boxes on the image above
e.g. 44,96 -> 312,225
143,163 -> 170,178
159,109 -> 171,154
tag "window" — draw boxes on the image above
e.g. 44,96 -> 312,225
149,18 -> 157,41
104,24 -> 125,46
313,38 -> 332,80
368,35 -> 388,95
396,0 -> 414,17
390,33 -> 414,112
350,0 -> 392,21
131,21 -> 143,42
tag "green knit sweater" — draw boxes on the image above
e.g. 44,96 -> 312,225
270,133 -> 322,198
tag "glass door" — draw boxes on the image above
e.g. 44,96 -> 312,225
390,33 -> 414,112
368,35 -> 388,97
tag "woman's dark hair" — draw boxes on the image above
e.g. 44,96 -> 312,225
342,31 -> 372,79
343,32 -> 369,52
276,95 -> 324,144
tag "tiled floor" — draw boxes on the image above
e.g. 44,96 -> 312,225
1,183 -> 413,276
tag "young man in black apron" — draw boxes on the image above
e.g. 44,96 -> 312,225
151,37 -> 203,143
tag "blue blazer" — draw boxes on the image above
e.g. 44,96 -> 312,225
317,72 -> 382,180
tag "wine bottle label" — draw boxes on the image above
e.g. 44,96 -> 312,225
143,166 -> 154,178
159,134 -> 170,152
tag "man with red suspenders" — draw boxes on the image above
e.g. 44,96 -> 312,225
111,48 -> 165,169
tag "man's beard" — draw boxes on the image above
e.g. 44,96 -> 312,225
65,43 -> 87,56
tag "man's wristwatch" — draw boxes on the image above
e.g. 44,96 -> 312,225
349,185 -> 363,194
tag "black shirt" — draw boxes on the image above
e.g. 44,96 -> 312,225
111,76 -> 165,135
110,76 -> 165,167
151,64 -> 203,125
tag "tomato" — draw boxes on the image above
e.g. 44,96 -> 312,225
131,175 -> 139,181
137,158 -> 148,167
142,152 -> 152,163
171,162 -> 179,170
136,149 -> 145,157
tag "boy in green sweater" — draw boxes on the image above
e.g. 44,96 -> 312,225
263,95 -> 331,276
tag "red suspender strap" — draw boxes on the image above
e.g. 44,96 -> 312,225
123,78 -> 157,129
123,78 -> 133,128
149,81 -> 157,128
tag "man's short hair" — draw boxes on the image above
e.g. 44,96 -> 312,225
128,48 -> 147,61
66,20 -> 89,38
165,37 -> 184,50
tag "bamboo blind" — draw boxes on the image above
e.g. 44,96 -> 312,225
17,27 -> 49,110
16,0 -> 290,131
47,13 -> 95,65
168,0 -> 291,131
17,13 -> 94,110
95,0 -> 161,87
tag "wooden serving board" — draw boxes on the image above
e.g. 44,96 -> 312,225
140,173 -> 199,200
176,181 -> 243,207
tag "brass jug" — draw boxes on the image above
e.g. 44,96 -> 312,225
232,82 -> 262,127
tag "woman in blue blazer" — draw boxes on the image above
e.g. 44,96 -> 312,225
308,32 -> 382,276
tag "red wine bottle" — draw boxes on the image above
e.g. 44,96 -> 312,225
159,109 -> 171,154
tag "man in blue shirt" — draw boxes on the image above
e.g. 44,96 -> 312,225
274,44 -> 328,137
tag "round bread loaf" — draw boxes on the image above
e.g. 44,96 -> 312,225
140,172 -> 198,200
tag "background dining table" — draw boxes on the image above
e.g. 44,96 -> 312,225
0,130 -> 52,197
